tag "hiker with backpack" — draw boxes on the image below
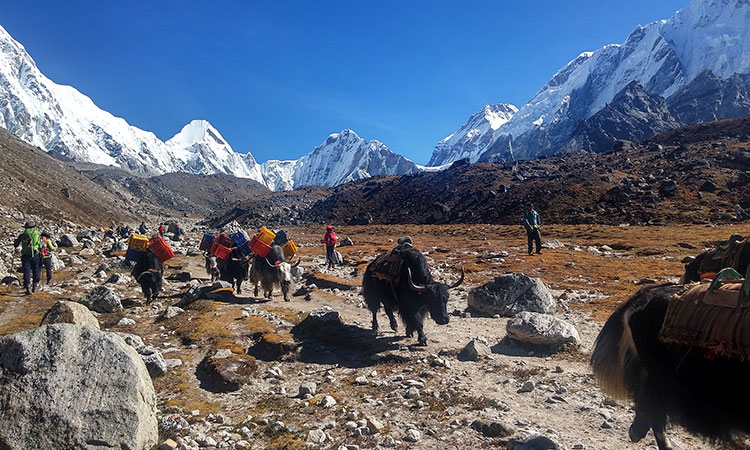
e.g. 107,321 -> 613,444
139,221 -> 147,235
40,231 -> 58,285
158,224 -> 165,237
322,225 -> 339,269
13,221 -> 42,294
523,203 -> 543,255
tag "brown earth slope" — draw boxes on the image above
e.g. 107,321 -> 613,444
0,127 -> 135,225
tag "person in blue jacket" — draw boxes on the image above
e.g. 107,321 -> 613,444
522,204 -> 542,255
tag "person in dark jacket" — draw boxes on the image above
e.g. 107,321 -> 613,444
522,204 -> 542,255
322,226 -> 338,269
13,221 -> 42,294
40,231 -> 58,285
139,221 -> 148,235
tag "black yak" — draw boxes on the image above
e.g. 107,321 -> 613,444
682,235 -> 749,283
591,283 -> 750,450
132,248 -> 163,304
219,248 -> 250,294
248,244 -> 298,301
363,247 -> 463,346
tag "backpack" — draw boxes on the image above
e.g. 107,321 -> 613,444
370,250 -> 406,284
40,237 -> 49,257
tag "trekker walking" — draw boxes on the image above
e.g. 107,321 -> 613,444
13,221 -> 42,294
523,204 -> 542,255
322,226 -> 338,269
40,231 -> 58,285
139,221 -> 147,235
158,224 -> 165,237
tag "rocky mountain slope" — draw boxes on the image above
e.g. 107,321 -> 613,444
304,116 -> 750,226
0,127 -> 135,225
432,0 -> 750,165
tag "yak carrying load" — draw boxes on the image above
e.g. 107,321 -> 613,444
126,233 -> 175,264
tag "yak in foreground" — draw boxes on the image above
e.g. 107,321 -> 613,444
248,244 -> 298,301
591,283 -> 750,450
682,235 -> 750,283
132,249 -> 163,304
363,247 -> 463,346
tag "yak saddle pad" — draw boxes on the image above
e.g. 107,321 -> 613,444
659,280 -> 750,360
699,237 -> 748,279
371,251 -> 405,284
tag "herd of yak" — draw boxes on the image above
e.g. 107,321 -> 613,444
128,233 -> 750,449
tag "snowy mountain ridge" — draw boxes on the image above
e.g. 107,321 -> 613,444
431,0 -> 750,165
0,25 -> 420,190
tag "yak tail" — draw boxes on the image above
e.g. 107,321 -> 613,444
590,303 -> 638,402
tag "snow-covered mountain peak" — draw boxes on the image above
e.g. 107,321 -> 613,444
483,103 -> 519,130
167,119 -> 227,148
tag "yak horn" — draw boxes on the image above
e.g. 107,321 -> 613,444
292,258 -> 301,267
407,268 -> 427,292
449,267 -> 465,289
264,258 -> 280,268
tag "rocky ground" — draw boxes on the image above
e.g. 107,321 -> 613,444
1,223 -> 750,450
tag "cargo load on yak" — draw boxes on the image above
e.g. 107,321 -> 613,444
683,234 -> 750,283
368,237 -> 414,284
660,266 -> 750,360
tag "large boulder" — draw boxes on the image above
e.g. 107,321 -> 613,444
198,348 -> 257,392
80,286 -> 122,313
0,324 -> 158,449
58,234 -> 79,248
505,312 -> 580,347
40,301 -> 100,330
467,273 -> 556,317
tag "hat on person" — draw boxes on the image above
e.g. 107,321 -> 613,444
41,231 -> 51,238
24,221 -> 35,228
326,225 -> 333,230
397,236 -> 413,245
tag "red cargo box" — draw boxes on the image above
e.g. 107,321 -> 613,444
215,232 -> 234,248
210,241 -> 232,260
249,235 -> 271,258
148,235 -> 175,263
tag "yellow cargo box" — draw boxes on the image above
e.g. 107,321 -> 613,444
282,240 -> 298,260
128,234 -> 149,251
258,226 -> 276,245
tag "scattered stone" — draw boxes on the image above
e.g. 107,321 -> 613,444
307,429 -> 327,444
320,395 -> 337,408
507,435 -> 564,450
40,301 -> 100,329
58,234 -> 79,248
404,429 -> 421,442
366,416 -> 385,434
80,285 -> 122,313
471,419 -> 515,438
117,317 -> 136,327
636,277 -> 657,285
0,324 -> 157,449
159,439 -> 178,450
457,339 -> 492,362
468,273 -> 556,317
299,381 -> 317,397
106,273 -> 131,284
506,312 -> 580,347
138,346 -> 168,378
162,306 -> 185,320
339,237 -> 354,247
519,380 -> 535,393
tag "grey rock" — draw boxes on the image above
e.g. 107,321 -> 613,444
49,253 -> 64,271
404,429 -> 421,442
507,435 -> 563,450
58,234 -> 79,248
339,237 -> 354,247
40,301 -> 100,330
299,381 -> 317,397
0,324 -> 157,449
506,312 -> 580,347
115,332 -> 145,350
468,273 -> 556,317
80,285 -> 122,313
471,419 -> 515,438
457,339 -> 491,362
307,429 -> 327,444
162,306 -> 185,320
138,346 -> 167,378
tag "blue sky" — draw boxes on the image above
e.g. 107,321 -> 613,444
3,1 -> 687,164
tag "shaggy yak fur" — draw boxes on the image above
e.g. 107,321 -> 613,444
362,247 -> 463,346
219,248 -> 250,294
682,236 -> 750,283
132,249 -> 163,304
591,283 -> 750,450
205,253 -> 221,282
248,244 -> 297,301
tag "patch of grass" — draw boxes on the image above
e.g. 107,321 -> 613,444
263,306 -> 306,325
267,437 -> 306,450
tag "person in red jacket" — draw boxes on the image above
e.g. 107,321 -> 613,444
322,225 -> 338,269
